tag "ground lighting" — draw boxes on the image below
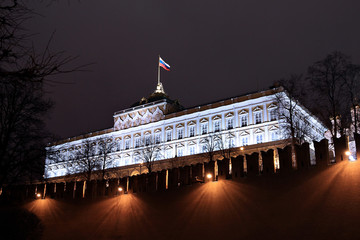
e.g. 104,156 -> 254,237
345,150 -> 356,161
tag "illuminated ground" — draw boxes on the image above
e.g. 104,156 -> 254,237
24,160 -> 360,240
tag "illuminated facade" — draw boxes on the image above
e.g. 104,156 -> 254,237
45,84 -> 327,179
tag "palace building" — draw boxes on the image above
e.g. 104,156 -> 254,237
45,82 -> 327,180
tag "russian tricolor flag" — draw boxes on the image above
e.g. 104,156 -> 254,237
159,57 -> 171,71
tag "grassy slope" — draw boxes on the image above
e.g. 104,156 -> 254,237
24,160 -> 360,240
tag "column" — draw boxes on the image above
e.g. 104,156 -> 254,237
273,148 -> 279,172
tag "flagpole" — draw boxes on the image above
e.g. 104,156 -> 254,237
158,55 -> 160,85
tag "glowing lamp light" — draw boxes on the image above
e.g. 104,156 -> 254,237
345,151 -> 351,156
36,193 -> 41,198
118,187 -> 123,192
206,173 -> 212,179
240,147 -> 244,151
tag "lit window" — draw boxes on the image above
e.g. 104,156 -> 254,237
125,139 -> 130,150
177,147 -> 184,157
134,155 -> 140,164
271,131 -> 278,141
166,131 -> 172,142
227,118 -> 234,129
135,137 -> 140,148
178,129 -> 183,139
166,149 -> 173,158
189,126 -> 195,137
145,136 -> 151,146
189,145 -> 196,155
241,115 -> 248,127
241,137 -> 248,146
255,112 -> 262,124
228,138 -> 235,148
270,109 -> 277,121
155,133 -> 161,144
201,124 -> 208,135
214,121 -> 220,132
202,145 -> 208,153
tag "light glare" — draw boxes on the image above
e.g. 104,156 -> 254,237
206,173 -> 212,179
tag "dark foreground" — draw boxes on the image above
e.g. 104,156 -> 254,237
6,160 -> 360,239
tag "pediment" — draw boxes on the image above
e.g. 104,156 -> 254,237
268,125 -> 279,131
238,109 -> 248,115
200,118 -> 209,123
252,106 -> 263,112
254,128 -> 264,134
165,126 -> 173,131
176,123 -> 184,128
239,131 -> 250,136
267,103 -> 277,109
187,121 -> 196,126
225,112 -> 234,118
212,115 -> 222,121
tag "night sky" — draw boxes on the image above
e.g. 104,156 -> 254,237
28,0 -> 360,140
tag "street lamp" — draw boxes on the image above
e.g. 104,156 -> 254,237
206,173 -> 212,179
118,187 -> 123,192
36,193 -> 41,199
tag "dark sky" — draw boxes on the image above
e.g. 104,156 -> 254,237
28,0 -> 360,140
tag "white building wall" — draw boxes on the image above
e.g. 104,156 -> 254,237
45,93 -> 327,179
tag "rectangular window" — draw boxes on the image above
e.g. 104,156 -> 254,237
242,137 -> 248,146
228,138 -> 235,148
177,148 -> 183,157
256,134 -> 263,144
125,139 -> 130,150
145,136 -> 150,146
178,129 -> 183,139
201,124 -> 208,135
214,121 -> 220,132
202,145 -> 208,153
227,118 -> 234,129
135,138 -> 140,148
166,131 -> 172,142
116,141 -> 121,151
155,133 -> 161,144
255,112 -> 262,124
166,149 -> 172,159
189,145 -> 196,155
241,115 -> 248,127
270,109 -> 277,121
271,132 -> 278,141
189,126 -> 195,137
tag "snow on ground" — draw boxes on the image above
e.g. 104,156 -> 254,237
24,160 -> 360,240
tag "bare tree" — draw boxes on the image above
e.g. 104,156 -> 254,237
307,51 -> 352,138
217,131 -> 235,161
97,137 -> 116,180
343,64 -> 360,134
273,76 -> 313,168
138,135 -> 162,173
0,1 -> 85,187
73,139 -> 100,181
201,133 -> 220,163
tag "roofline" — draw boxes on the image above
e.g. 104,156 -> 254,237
48,87 -> 284,147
